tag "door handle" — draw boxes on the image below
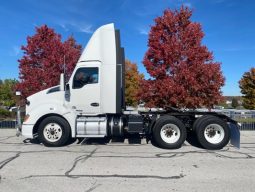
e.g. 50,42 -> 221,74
91,103 -> 99,107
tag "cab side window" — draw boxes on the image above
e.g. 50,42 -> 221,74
73,67 -> 98,89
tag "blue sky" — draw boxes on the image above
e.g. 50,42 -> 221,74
0,0 -> 255,96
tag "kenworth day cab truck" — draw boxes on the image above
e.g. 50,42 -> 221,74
17,24 -> 240,150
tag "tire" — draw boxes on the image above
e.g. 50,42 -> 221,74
196,116 -> 230,150
153,116 -> 187,149
193,115 -> 215,131
38,116 -> 71,147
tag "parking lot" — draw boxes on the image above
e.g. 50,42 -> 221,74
0,129 -> 254,192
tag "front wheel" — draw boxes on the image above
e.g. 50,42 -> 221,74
153,116 -> 187,149
38,116 -> 71,147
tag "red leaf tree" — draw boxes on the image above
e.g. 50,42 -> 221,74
17,25 -> 82,98
139,7 -> 225,109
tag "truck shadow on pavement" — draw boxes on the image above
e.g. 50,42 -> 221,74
185,132 -> 203,149
79,134 -> 144,146
22,133 -> 254,152
77,132 -> 204,149
149,132 -> 203,149
22,132 -> 204,149
23,138 -> 41,144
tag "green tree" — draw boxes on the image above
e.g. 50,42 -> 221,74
0,79 -> 18,107
231,97 -> 239,108
218,99 -> 229,109
125,60 -> 144,106
239,68 -> 255,109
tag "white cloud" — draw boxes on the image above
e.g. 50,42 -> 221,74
138,27 -> 149,35
9,46 -> 20,56
177,0 -> 192,8
57,20 -> 93,34
59,23 -> 69,32
78,24 -> 93,34
183,2 -> 192,8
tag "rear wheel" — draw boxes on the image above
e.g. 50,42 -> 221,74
38,116 -> 71,147
196,116 -> 230,150
193,115 -> 215,131
153,116 -> 187,149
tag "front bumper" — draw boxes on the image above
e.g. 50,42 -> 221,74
19,124 -> 34,139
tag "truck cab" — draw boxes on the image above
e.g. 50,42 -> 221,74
22,24 -> 125,143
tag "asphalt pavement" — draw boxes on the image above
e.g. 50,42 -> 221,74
0,129 -> 254,192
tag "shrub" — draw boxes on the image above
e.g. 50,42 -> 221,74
0,108 -> 12,119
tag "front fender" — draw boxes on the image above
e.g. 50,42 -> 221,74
22,103 -> 76,138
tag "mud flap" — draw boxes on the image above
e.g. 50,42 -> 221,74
229,123 -> 240,149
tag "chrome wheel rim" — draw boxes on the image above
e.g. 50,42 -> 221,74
204,124 -> 225,144
160,124 -> 181,144
43,123 -> 62,142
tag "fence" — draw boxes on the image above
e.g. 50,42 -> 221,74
230,114 -> 255,131
0,120 -> 17,129
238,122 -> 255,131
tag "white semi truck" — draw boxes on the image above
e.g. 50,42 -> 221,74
17,23 -> 240,149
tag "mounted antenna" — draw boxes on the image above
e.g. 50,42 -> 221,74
63,55 -> 68,84
63,55 -> 66,78
59,55 -> 66,91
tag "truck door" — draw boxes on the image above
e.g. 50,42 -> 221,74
69,66 -> 100,114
